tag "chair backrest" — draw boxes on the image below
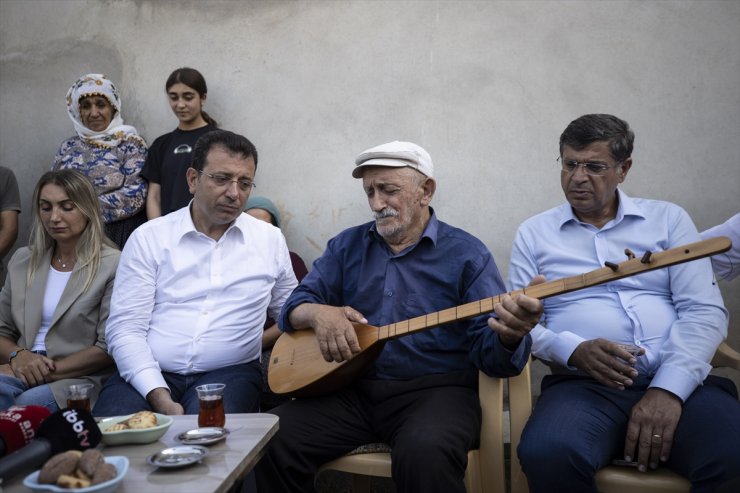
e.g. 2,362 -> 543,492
478,370 -> 506,493
507,360 -> 532,493
711,341 -> 740,370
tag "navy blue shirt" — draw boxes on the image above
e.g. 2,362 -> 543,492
280,210 -> 531,380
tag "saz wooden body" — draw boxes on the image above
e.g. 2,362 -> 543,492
268,237 -> 731,397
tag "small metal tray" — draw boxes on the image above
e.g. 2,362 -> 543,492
175,427 -> 230,445
146,445 -> 209,468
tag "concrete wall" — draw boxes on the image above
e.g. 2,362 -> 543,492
2,0 -> 739,385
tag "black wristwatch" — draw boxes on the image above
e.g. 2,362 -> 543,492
9,348 -> 27,363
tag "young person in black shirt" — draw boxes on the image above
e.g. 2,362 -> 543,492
142,68 -> 219,218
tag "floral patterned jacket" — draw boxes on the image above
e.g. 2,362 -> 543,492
52,135 -> 148,223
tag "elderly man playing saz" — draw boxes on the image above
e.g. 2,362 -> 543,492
256,141 -> 543,493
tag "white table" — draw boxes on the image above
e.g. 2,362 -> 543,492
3,413 -> 279,493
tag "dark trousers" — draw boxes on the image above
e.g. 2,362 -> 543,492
92,361 -> 262,416
255,370 -> 481,493
518,374 -> 740,493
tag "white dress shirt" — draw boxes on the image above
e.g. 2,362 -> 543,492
106,205 -> 298,398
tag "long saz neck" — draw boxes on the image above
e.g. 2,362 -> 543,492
375,236 -> 730,342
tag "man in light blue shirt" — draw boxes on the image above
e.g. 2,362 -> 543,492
511,114 -> 740,492
701,213 -> 740,281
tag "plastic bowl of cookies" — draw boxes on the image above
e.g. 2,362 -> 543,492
23,455 -> 128,493
99,411 -> 173,445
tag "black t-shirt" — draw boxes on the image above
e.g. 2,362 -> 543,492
141,124 -> 217,215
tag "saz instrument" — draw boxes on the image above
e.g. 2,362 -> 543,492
268,236 -> 731,397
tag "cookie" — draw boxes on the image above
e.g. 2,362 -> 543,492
38,450 -> 82,484
78,449 -> 105,477
91,462 -> 118,485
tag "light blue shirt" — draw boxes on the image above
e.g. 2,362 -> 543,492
701,212 -> 740,281
509,190 -> 728,401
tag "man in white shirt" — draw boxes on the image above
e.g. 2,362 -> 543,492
93,130 -> 298,416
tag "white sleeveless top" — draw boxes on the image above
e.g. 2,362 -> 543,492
31,266 -> 72,352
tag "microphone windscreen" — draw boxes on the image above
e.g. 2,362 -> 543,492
0,405 -> 52,456
37,408 -> 102,453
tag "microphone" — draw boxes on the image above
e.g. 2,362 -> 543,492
0,407 -> 102,482
0,405 -> 51,457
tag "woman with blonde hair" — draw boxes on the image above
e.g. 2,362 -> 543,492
0,169 -> 119,411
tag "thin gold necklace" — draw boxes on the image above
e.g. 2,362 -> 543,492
55,253 -> 76,269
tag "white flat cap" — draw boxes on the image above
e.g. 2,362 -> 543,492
353,141 -> 434,178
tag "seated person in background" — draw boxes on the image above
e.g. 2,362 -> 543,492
52,74 -> 148,249
0,169 -> 118,411
93,130 -> 298,416
0,166 -> 21,289
255,141 -> 543,493
245,196 -> 308,410
246,196 -> 309,349
701,212 -> 740,281
511,114 -> 740,493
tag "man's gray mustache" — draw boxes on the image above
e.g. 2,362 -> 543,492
374,209 -> 399,219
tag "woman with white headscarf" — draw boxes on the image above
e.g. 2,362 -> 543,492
52,73 -> 148,248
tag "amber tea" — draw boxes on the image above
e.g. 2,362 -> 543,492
198,395 -> 225,427
196,383 -> 226,428
66,383 -> 93,412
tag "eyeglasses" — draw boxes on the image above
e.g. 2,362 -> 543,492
197,170 -> 256,191
557,157 -> 618,176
